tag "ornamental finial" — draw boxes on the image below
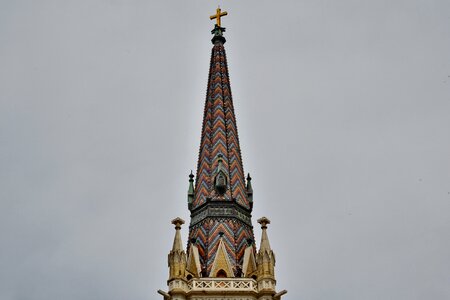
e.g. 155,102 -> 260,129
257,216 -> 271,229
171,217 -> 185,229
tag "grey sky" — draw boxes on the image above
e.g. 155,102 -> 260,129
1,1 -> 450,299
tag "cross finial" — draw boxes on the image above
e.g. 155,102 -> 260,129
210,7 -> 228,27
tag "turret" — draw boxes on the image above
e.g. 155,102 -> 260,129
168,218 -> 187,281
256,217 -> 277,298
257,217 -> 276,280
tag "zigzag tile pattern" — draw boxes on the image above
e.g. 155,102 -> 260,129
188,40 -> 255,277
189,218 -> 254,276
193,43 -> 248,210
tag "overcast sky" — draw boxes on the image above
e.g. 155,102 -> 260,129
1,1 -> 450,299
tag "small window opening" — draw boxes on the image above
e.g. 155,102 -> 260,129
216,269 -> 227,278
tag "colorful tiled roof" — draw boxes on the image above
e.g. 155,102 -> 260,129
187,27 -> 255,277
193,43 -> 248,210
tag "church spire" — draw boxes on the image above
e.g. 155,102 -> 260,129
160,9 -> 287,300
187,9 -> 255,278
192,8 -> 248,211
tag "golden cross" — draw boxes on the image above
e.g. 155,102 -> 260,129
210,7 -> 228,27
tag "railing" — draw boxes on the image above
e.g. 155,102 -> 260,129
188,278 -> 258,292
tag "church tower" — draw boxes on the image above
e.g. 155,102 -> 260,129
158,8 -> 287,300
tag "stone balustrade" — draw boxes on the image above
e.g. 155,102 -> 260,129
187,278 -> 258,293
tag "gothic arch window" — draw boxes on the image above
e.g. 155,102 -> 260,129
216,269 -> 227,278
